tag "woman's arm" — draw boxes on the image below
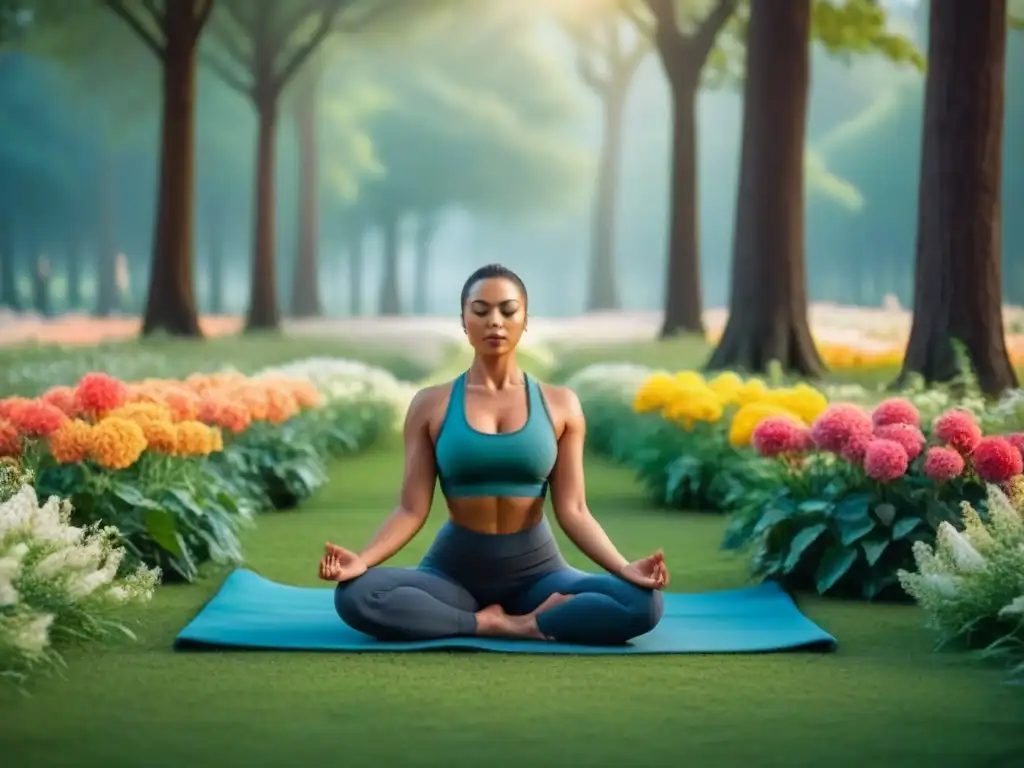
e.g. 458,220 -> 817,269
548,388 -> 631,576
356,387 -> 439,567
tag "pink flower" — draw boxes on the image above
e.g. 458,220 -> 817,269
923,446 -> 965,483
752,417 -> 807,458
840,434 -> 871,466
863,439 -> 909,482
873,423 -> 926,461
972,436 -> 1024,484
933,409 -> 982,455
810,404 -> 874,454
872,397 -> 920,428
1007,433 -> 1024,461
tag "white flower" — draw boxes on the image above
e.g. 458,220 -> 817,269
11,613 -> 54,657
999,595 -> 1024,619
936,522 -> 987,572
921,572 -> 959,599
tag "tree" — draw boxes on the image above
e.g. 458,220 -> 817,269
558,1 -> 649,312
899,0 -> 1018,396
102,0 -> 213,337
705,0 -> 822,375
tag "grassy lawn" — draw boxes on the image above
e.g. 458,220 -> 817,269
2,447 -> 1022,768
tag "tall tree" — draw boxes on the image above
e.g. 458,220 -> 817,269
561,3 -> 649,311
705,0 -> 822,375
104,0 -> 213,337
899,0 -> 1017,396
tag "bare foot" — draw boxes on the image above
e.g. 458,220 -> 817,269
473,594 -> 574,641
528,592 -> 574,618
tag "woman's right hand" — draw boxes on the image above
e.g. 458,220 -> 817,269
318,543 -> 368,583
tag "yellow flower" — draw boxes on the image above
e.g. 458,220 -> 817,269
673,370 -> 705,388
106,402 -> 173,425
633,372 -> 678,414
140,419 -> 178,455
48,419 -> 94,464
88,417 -> 147,470
735,378 -> 769,405
729,402 -> 803,447
663,387 -> 724,430
707,372 -> 744,403
174,420 -> 216,457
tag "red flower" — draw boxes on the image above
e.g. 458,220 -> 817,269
0,419 -> 20,457
41,385 -> 79,417
1007,433 -> 1024,461
872,397 -> 920,428
923,446 -> 965,483
10,400 -> 68,438
752,417 -> 807,458
873,423 -> 926,461
0,396 -> 32,423
972,436 -> 1023,484
933,409 -> 982,455
810,404 -> 874,454
863,439 -> 909,482
74,373 -> 128,418
840,434 -> 871,466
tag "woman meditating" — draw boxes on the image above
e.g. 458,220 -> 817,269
317,264 -> 668,645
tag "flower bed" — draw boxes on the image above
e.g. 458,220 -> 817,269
724,399 -> 1024,601
0,464 -> 158,685
0,359 -> 408,582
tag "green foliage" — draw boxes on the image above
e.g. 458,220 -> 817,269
812,0 -> 924,70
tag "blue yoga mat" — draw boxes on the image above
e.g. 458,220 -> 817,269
175,569 -> 836,655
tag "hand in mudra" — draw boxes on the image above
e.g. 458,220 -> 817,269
318,542 -> 368,583
619,551 -> 669,590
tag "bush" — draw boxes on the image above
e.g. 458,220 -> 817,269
0,465 -> 159,686
725,399 -> 1024,601
899,481 -> 1024,680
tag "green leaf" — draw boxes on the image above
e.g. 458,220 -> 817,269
861,535 -> 889,566
862,574 -> 898,601
814,545 -> 859,594
753,503 -> 794,535
143,509 -> 185,558
783,523 -> 828,573
798,499 -> 832,514
834,493 -> 871,521
873,503 -> 896,527
892,517 -> 922,540
111,482 -> 161,510
666,456 -> 702,499
837,514 -> 876,546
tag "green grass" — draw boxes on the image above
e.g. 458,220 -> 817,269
2,447 -> 1022,768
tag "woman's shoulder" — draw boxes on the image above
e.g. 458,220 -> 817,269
537,381 -> 583,418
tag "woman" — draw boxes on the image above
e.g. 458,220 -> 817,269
318,264 -> 668,645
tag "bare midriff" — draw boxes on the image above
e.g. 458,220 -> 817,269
445,496 -> 546,535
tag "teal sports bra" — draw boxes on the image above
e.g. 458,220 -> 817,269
434,372 -> 558,499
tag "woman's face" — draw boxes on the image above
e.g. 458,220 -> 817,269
462,277 -> 526,357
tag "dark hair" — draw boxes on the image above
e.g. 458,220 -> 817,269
459,264 -> 528,310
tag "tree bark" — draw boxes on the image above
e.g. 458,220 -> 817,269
245,95 -> 281,331
206,198 -> 225,315
898,0 -> 1016,396
288,61 -> 323,318
348,227 -> 363,317
141,4 -> 202,338
412,214 -> 437,315
705,0 -> 824,377
64,227 -> 82,311
0,216 -> 20,312
587,88 -> 624,312
32,256 -> 52,318
378,212 -> 401,316
658,77 -> 704,336
94,148 -> 119,318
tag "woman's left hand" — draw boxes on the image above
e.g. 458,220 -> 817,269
619,551 -> 670,590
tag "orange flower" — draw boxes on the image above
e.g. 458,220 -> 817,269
0,397 -> 32,422
174,420 -> 215,457
162,388 -> 201,422
88,417 -> 147,470
0,419 -> 21,458
74,372 -> 128,418
197,398 -> 251,435
236,387 -> 269,422
11,400 -> 68,438
265,388 -> 299,424
125,383 -> 168,406
48,419 -> 94,464
106,402 -> 173,425
41,385 -> 79,417
140,419 -> 177,455
288,381 -> 321,409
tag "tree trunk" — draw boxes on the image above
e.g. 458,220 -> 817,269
705,0 -> 824,377
586,88 -> 624,312
245,95 -> 281,331
94,148 -> 118,318
898,0 -> 1016,396
659,78 -> 704,336
378,212 -> 401,316
32,256 -> 52,318
141,9 -> 202,338
348,227 -> 363,317
288,62 -> 323,318
207,198 -> 225,315
65,227 -> 82,311
0,216 -> 21,312
412,214 -> 437,315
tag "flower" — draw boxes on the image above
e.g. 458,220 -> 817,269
873,423 -> 926,461
633,373 -> 678,414
729,402 -> 804,447
48,419 -> 94,464
74,373 -> 128,418
863,439 -> 909,482
40,385 -> 79,417
810,404 -> 873,454
935,522 -> 987,572
11,400 -> 68,438
922,446 -> 965,483
88,417 -> 147,470
971,436 -> 1024,484
707,372 -> 743,401
872,397 -> 920,428
139,419 -> 177,455
1006,433 -> 1024,461
197,398 -> 251,435
10,613 -> 54,657
933,409 -> 982,455
162,388 -> 201,422
264,387 -> 300,424
766,385 -> 829,424
0,396 -> 32,423
174,420 -> 217,457
662,386 -> 724,429
752,417 -> 808,457
106,402 -> 173,425
839,434 -> 872,465
734,378 -> 769,405
0,419 -> 22,458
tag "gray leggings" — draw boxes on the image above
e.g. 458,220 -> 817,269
334,518 -> 663,646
